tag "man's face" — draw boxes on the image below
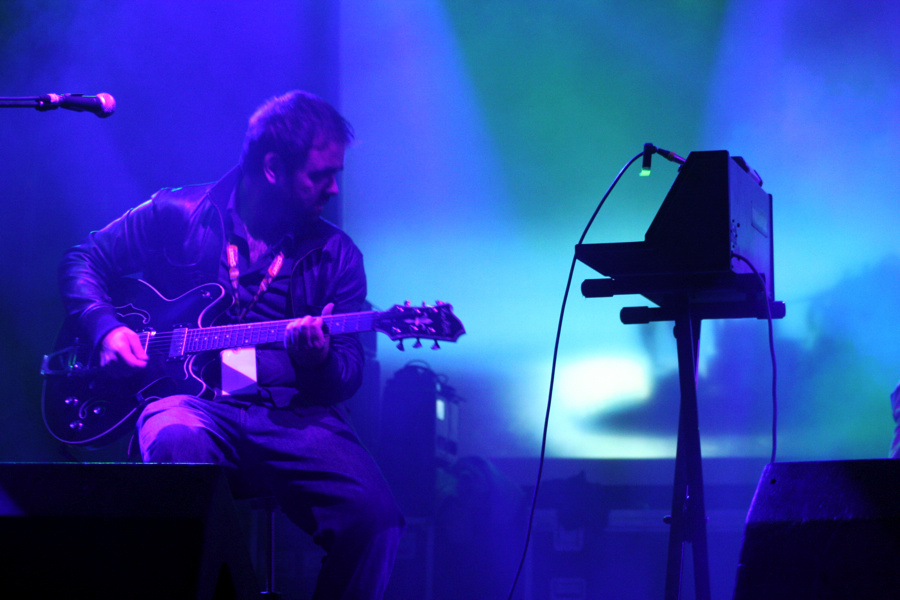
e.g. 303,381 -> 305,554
288,140 -> 345,226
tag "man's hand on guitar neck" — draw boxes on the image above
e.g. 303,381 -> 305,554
284,302 -> 333,366
100,326 -> 149,377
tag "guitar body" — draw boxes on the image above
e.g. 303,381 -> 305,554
41,279 -> 230,447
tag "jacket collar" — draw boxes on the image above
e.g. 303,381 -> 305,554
209,164 -> 243,212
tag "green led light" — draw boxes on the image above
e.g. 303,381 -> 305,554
640,167 -> 651,176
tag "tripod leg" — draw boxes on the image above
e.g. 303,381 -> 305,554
664,314 -> 711,600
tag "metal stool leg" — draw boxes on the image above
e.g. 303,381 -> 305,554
253,497 -> 283,599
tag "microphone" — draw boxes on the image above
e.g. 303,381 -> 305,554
37,93 -> 116,118
641,143 -> 655,176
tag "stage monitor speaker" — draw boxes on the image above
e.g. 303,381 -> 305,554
733,459 -> 900,600
0,462 -> 258,599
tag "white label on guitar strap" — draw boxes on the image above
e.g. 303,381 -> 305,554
220,347 -> 258,396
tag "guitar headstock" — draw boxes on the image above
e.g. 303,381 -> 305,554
374,302 -> 465,348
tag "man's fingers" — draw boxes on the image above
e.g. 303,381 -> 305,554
283,307 -> 331,365
100,326 -> 148,375
128,331 -> 149,362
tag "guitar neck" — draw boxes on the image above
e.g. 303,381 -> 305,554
180,311 -> 378,354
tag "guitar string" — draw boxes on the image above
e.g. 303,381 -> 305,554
135,311 -> 387,355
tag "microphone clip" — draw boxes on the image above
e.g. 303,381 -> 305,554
641,142 -> 686,177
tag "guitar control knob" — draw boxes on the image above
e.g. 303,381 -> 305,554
69,421 -> 84,430
64,397 -> 80,406
92,406 -> 106,416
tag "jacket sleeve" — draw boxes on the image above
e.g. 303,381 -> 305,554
58,199 -> 163,349
290,237 -> 368,405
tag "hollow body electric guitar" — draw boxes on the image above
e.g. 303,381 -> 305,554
41,278 -> 465,447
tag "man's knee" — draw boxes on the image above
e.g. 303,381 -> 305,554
137,397 -> 225,463
140,423 -> 223,463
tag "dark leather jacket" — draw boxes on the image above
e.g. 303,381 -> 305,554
58,166 -> 367,406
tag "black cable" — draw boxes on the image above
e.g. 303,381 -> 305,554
731,252 -> 778,464
506,151 -> 643,600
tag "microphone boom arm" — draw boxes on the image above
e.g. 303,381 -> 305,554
0,93 -> 116,117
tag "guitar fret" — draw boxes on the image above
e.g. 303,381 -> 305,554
326,312 -> 376,335
185,321 -> 289,353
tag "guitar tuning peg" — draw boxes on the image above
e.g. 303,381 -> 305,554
404,300 -> 412,307
413,339 -> 422,349
397,340 -> 405,351
421,301 -> 428,307
431,340 -> 441,350
436,300 -> 445,305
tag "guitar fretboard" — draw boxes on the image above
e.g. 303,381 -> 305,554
176,312 -> 379,355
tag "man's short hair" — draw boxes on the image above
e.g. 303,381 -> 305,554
240,90 -> 354,177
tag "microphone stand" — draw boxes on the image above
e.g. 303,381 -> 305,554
0,95 -> 53,109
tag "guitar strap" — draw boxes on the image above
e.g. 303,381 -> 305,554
222,242 -> 285,397
226,243 -> 285,322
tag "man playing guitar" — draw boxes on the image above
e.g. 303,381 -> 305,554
56,90 -> 405,600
